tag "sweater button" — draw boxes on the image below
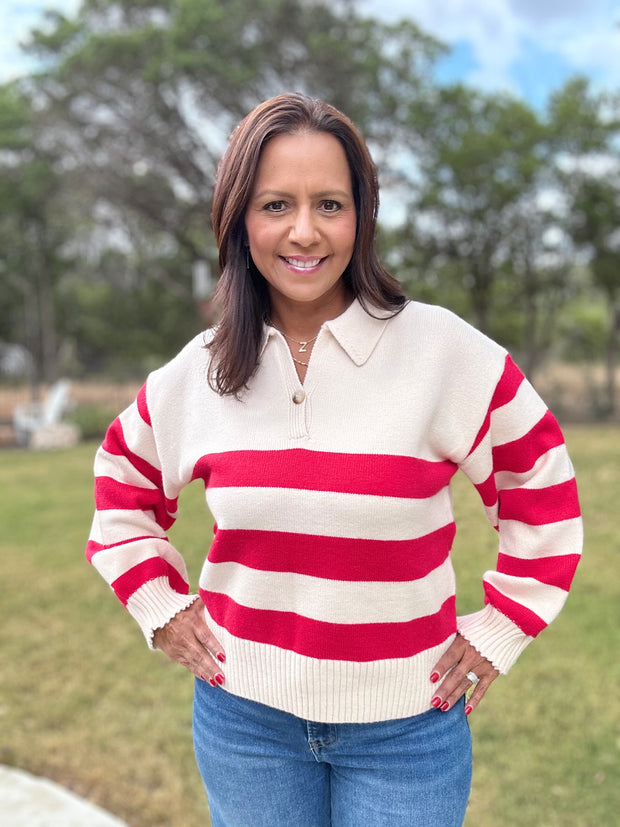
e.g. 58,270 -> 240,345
292,390 -> 306,404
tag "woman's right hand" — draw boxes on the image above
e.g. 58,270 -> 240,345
152,598 -> 226,686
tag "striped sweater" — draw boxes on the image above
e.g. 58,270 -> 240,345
87,299 -> 582,723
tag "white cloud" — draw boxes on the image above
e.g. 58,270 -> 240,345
2,0 -> 619,105
556,27 -> 620,80
508,0 -> 605,25
0,0 -> 81,82
362,0 -> 620,100
507,0 -> 620,74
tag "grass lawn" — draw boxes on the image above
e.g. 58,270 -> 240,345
0,426 -> 618,826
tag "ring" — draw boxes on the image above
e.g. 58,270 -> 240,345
466,671 -> 479,686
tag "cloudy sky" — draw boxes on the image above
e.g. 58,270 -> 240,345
1,0 -> 619,109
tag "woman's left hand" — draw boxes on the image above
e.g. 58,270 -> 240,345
429,633 -> 499,715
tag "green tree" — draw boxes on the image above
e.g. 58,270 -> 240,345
404,85 -> 535,330
12,0 -> 444,373
549,78 -> 620,413
24,0 -> 441,286
391,81 -> 598,380
0,82 -> 75,384
570,176 -> 620,413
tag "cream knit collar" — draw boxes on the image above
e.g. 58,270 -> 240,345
261,298 -> 392,367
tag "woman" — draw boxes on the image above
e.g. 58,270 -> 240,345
87,94 -> 582,826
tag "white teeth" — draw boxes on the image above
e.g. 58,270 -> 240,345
285,257 -> 321,268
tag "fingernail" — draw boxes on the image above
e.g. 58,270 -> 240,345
215,673 -> 225,685
200,674 -> 208,682
430,671 -> 440,683
217,652 -> 226,663
431,696 -> 442,709
209,678 -> 217,687
440,701 -> 450,712
465,705 -> 473,715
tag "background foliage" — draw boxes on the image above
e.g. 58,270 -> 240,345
0,0 -> 619,414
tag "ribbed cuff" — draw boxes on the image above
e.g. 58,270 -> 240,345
457,605 -> 533,674
126,577 -> 200,649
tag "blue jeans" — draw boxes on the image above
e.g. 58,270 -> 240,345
193,681 -> 472,826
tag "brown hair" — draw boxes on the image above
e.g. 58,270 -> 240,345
208,93 -> 406,396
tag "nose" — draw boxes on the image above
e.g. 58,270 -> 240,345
289,207 -> 320,246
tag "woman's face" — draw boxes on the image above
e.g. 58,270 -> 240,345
245,131 -> 357,316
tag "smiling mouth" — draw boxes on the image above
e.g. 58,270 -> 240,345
282,256 -> 324,269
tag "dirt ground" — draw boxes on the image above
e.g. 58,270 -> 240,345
0,382 -> 141,421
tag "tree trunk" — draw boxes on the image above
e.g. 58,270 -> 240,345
521,262 -> 539,380
604,295 -> 619,415
35,223 -> 59,383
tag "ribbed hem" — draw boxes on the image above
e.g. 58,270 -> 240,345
457,605 -> 533,674
126,577 -> 200,648
204,608 -> 455,723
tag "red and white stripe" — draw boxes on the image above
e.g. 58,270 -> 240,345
86,299 -> 582,722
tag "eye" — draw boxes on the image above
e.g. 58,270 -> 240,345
263,200 -> 286,212
321,200 -> 342,213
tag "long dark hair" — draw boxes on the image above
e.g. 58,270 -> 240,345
208,93 -> 406,396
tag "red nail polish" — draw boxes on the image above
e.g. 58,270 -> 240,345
209,678 -> 217,687
430,671 -> 440,683
465,705 -> 473,716
431,697 -> 442,709
217,652 -> 226,663
440,701 -> 450,712
215,673 -> 225,685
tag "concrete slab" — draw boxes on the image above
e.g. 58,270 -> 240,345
0,766 -> 127,826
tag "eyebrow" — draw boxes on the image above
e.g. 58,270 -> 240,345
251,189 -> 352,201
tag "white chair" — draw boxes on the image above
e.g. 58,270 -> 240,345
13,379 -> 73,446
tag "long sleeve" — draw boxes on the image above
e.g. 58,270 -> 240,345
86,382 -> 198,646
456,354 -> 583,673
84,300 -> 584,723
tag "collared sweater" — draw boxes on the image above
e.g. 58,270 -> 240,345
87,299 -> 582,723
